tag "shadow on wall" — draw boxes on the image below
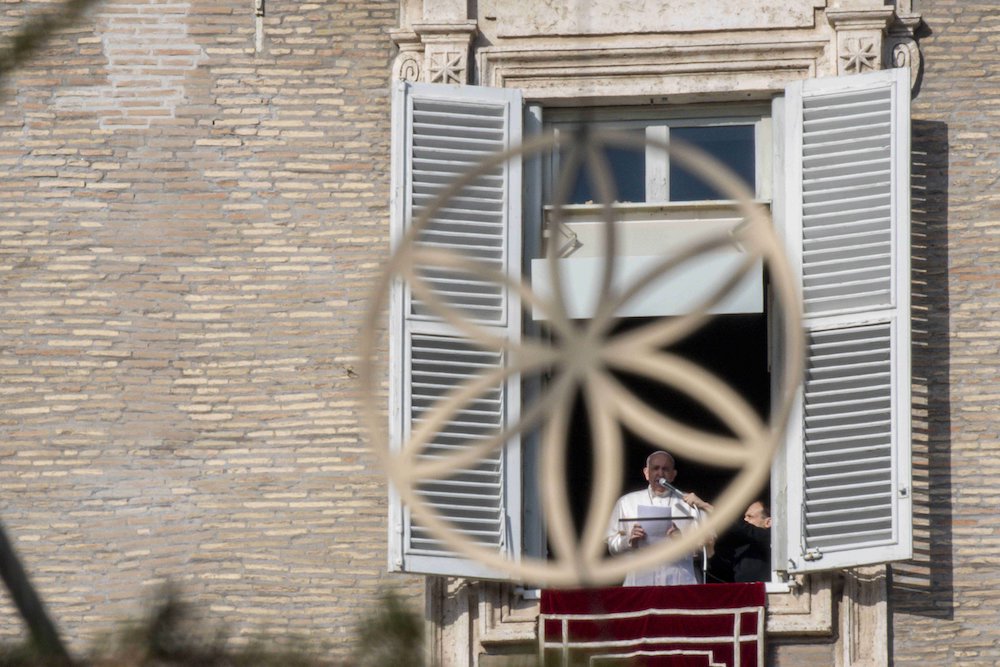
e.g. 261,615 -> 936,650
890,118 -> 953,622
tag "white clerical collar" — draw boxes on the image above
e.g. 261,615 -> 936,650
647,485 -> 670,499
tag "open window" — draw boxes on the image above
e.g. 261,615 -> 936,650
387,67 -> 912,581
535,109 -> 771,581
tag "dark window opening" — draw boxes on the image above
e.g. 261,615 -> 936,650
670,125 -> 756,201
567,134 -> 646,204
559,314 -> 770,582
555,122 -> 757,205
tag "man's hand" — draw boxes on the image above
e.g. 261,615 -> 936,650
683,492 -> 714,513
628,524 -> 646,548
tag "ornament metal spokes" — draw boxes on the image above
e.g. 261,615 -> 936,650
360,127 -> 803,587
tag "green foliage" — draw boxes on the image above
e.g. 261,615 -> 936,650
0,586 -> 439,666
349,591 -> 424,667
0,582 -> 335,666
0,641 -> 71,667
89,583 -> 333,666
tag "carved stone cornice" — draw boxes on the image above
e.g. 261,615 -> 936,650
825,8 -> 894,76
825,8 -> 895,31
390,29 -> 423,82
478,40 -> 828,102
891,13 -> 924,33
886,12 -> 924,90
410,20 -> 478,40
825,5 -> 923,81
389,21 -> 479,84
389,28 -> 420,47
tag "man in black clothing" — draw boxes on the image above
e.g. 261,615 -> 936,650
730,500 -> 772,583
675,494 -> 773,584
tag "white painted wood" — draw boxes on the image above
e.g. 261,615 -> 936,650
530,253 -> 762,319
646,125 -> 669,201
530,202 -> 764,319
780,68 -> 912,574
390,81 -> 524,579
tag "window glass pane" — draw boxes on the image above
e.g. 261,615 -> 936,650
566,133 -> 646,204
669,125 -> 755,201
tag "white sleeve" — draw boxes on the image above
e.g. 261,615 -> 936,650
607,497 -> 630,555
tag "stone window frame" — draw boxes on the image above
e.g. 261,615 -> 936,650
394,6 -> 922,663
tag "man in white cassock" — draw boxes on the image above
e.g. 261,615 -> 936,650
605,451 -> 707,586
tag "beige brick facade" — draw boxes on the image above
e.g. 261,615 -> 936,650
0,0 -> 420,659
890,0 -> 1000,664
1,0 -> 999,664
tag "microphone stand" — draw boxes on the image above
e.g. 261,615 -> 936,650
658,478 -> 709,584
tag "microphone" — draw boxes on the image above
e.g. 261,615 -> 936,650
658,478 -> 700,517
656,477 -> 684,498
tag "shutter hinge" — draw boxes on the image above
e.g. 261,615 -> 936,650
899,486 -> 909,498
803,547 -> 823,562
780,572 -> 803,591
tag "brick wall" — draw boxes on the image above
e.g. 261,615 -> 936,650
0,0 -> 421,658
4,0 -> 999,663
890,1 -> 1000,665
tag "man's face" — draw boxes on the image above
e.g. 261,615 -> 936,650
643,453 -> 677,492
744,502 -> 772,528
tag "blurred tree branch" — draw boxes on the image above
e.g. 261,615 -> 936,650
0,2 -> 104,662
0,524 -> 72,664
0,0 -> 102,85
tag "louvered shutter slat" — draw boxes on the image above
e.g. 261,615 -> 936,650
802,179 -> 891,205
804,241 -> 889,266
415,206 -> 504,225
802,208 -> 891,230
807,451 -> 892,469
805,453 -> 892,473
415,197 -> 506,213
803,158 -> 890,183
806,490 -> 892,507
805,386 -> 890,402
802,142 -> 892,169
412,174 -> 503,194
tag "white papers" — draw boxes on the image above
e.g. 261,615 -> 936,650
636,505 -> 675,543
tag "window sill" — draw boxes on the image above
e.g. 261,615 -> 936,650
544,200 -> 770,215
766,572 -> 833,636
514,572 -> 833,637
765,580 -> 791,594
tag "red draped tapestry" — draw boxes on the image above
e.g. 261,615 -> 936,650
539,583 -> 766,667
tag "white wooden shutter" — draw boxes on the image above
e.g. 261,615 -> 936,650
389,82 -> 523,578
778,68 -> 912,573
